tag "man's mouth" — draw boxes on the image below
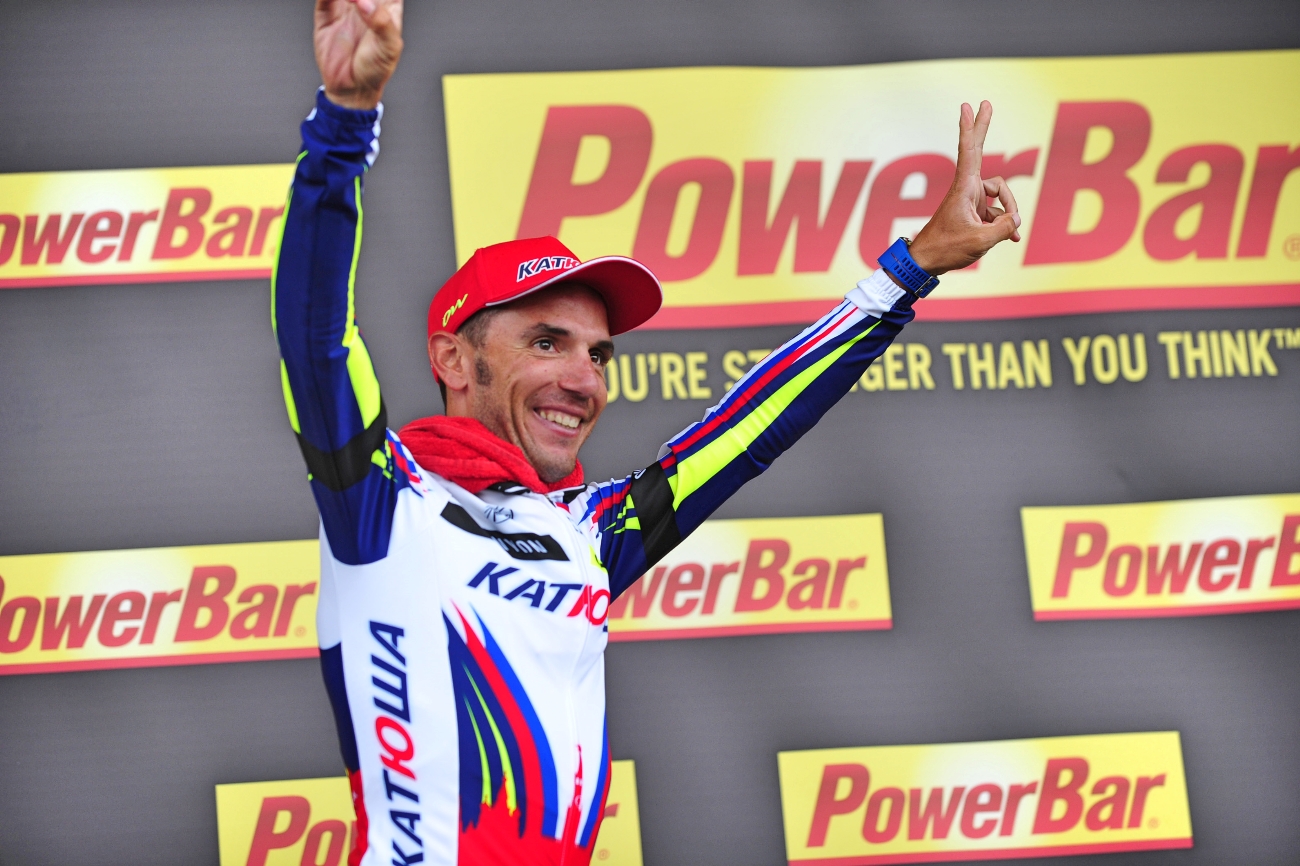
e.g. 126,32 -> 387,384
536,408 -> 582,430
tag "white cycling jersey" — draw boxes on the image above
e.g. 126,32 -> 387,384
315,457 -> 620,866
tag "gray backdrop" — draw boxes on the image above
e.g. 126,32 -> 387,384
1,1 -> 1299,864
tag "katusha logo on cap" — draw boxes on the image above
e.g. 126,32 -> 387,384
427,236 -> 662,344
516,255 -> 579,282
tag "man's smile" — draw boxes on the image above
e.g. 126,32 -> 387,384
535,408 -> 583,431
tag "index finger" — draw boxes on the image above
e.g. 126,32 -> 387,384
983,175 -> 1019,221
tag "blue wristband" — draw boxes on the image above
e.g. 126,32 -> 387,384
877,237 -> 939,299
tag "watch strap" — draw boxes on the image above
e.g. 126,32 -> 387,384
877,237 -> 939,299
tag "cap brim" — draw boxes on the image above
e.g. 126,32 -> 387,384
489,256 -> 663,336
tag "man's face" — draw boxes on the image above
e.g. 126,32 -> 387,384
468,283 -> 613,483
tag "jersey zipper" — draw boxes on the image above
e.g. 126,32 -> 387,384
554,495 -> 598,863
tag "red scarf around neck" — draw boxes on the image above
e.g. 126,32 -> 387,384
397,415 -> 584,495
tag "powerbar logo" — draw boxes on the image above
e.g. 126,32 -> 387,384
215,762 -> 646,866
0,540 -> 319,675
0,164 -> 293,288
215,777 -> 357,866
778,732 -> 1191,865
1022,492 -> 1300,619
446,52 -> 1300,324
607,514 -> 890,642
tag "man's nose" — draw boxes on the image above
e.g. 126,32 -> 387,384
557,350 -> 606,399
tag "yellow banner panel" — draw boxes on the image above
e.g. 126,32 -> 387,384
215,762 -> 643,866
778,731 -> 1191,865
0,164 -> 294,288
444,50 -> 1300,327
0,540 -> 319,675
1022,493 -> 1300,620
595,760 -> 645,866
215,777 -> 356,866
607,514 -> 890,641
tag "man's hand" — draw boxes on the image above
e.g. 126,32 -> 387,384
907,100 -> 1021,276
315,0 -> 404,110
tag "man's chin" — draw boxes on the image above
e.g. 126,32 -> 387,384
528,448 -> 580,485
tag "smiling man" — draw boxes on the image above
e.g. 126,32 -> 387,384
274,2 -> 1021,865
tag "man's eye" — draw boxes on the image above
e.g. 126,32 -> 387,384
591,352 -> 607,366
536,339 -> 554,351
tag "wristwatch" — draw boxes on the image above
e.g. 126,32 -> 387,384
877,237 -> 939,300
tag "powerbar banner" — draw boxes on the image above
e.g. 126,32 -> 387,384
777,731 -> 1191,865
607,514 -> 890,640
215,762 -> 643,866
0,540 -> 318,675
1022,492 -> 1300,620
444,50 -> 1300,327
0,513 -> 883,675
0,164 -> 293,288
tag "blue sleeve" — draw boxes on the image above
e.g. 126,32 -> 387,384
578,276 -> 915,599
272,89 -> 407,566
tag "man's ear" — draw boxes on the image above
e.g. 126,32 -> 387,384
428,332 -> 472,394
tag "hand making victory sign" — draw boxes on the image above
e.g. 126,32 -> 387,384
907,99 -> 1022,275
314,0 -> 404,110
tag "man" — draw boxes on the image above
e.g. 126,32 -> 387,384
274,1 -> 1021,864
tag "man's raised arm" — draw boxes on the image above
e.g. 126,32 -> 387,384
582,102 -> 1021,597
272,0 -> 404,566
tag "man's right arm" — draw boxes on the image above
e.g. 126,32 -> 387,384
578,274 -> 912,598
273,91 -> 402,566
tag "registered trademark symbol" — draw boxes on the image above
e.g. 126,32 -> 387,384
294,625 -> 306,637
1148,817 -> 1159,828
848,599 -> 859,609
597,849 -> 610,860
1284,234 -> 1300,261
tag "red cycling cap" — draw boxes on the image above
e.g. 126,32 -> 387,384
428,236 -> 662,339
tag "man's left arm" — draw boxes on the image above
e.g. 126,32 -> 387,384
583,101 -> 1022,598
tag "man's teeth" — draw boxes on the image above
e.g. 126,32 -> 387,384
538,409 -> 581,429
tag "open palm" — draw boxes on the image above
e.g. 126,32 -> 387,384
314,0 -> 403,109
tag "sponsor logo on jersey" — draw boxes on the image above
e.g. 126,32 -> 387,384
607,514 -> 890,641
0,540 -> 318,676
468,562 -> 610,625
484,506 -> 515,524
1021,492 -> 1300,619
445,51 -> 1300,327
442,503 -> 569,561
214,761 -> 645,866
368,621 -> 424,866
778,731 -> 1191,864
